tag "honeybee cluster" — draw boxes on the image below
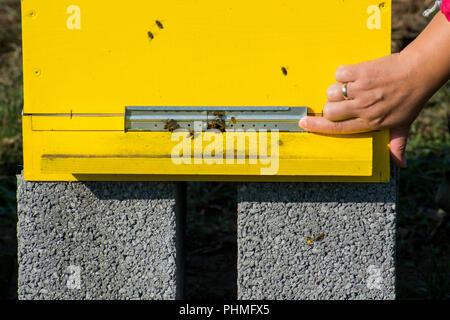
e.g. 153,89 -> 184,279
165,111 -> 237,137
207,111 -> 227,132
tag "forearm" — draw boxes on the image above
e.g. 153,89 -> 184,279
401,11 -> 450,99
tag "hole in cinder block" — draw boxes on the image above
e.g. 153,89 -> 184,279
182,182 -> 237,300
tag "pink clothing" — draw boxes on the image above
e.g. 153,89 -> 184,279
443,0 -> 450,21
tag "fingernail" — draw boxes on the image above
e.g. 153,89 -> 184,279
299,118 -> 307,128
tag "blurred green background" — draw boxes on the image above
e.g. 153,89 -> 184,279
0,0 -> 448,300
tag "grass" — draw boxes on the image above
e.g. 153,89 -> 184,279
0,0 -> 449,300
395,83 -> 450,299
0,0 -> 22,225
0,0 -> 21,300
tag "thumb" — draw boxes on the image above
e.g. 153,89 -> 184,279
389,127 -> 410,168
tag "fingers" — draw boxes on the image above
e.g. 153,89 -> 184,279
335,65 -> 359,83
299,116 -> 370,134
323,100 -> 357,121
389,127 -> 409,168
327,82 -> 355,102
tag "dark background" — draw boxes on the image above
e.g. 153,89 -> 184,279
0,0 -> 449,300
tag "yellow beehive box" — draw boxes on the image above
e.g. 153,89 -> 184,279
21,0 -> 391,182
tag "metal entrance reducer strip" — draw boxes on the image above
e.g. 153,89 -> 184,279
125,106 -> 307,132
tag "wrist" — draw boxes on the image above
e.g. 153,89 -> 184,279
397,48 -> 431,100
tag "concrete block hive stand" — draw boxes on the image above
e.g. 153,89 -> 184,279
17,176 -> 178,300
237,169 -> 398,300
17,167 -> 398,300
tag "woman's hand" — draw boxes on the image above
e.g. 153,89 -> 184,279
299,53 -> 425,168
299,11 -> 450,168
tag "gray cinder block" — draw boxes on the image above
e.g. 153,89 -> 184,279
237,169 -> 398,300
16,174 -> 178,300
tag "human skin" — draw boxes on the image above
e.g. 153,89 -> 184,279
298,11 -> 450,168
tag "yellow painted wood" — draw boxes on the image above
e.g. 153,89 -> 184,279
22,0 -> 391,114
23,117 -> 390,182
27,122 -> 372,175
23,115 -> 392,182
31,115 -> 124,131
21,0 -> 392,182
24,117 -> 389,182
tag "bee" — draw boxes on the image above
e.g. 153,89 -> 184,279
281,67 -> 288,76
164,119 -> 180,132
230,116 -> 237,124
212,111 -> 224,118
148,31 -> 154,40
314,233 -> 325,241
207,111 -> 227,132
207,119 -> 226,132
218,120 -> 226,132
155,20 -> 164,29
187,129 -> 195,139
306,233 -> 325,245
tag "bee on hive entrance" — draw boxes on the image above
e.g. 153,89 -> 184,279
164,119 -> 180,132
207,111 -> 227,132
211,111 -> 224,118
207,119 -> 226,132
187,129 -> 195,139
